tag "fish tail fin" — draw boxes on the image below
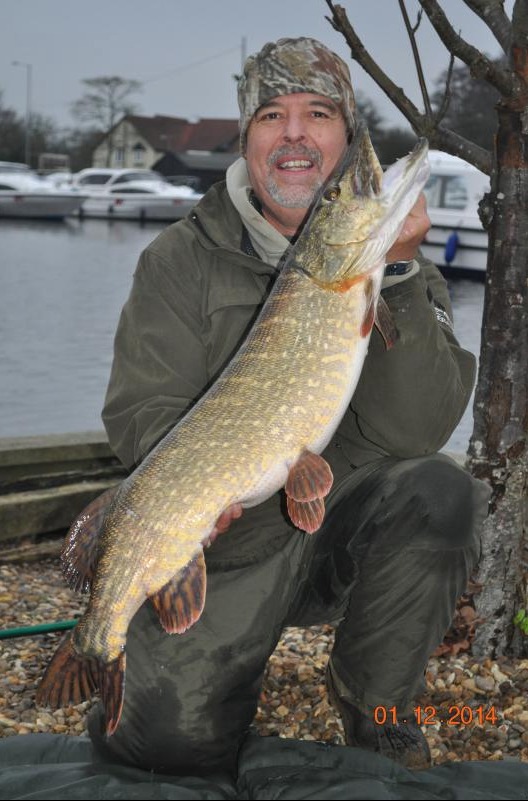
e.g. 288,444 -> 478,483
36,634 -> 126,736
99,651 -> 126,736
36,633 -> 98,709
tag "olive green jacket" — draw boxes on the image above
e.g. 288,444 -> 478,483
102,181 -> 476,559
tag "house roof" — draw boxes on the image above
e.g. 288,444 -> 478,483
125,114 -> 239,154
185,119 -> 240,152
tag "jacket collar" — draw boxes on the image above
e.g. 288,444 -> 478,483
189,180 -> 283,276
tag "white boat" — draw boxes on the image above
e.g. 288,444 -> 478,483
69,168 -> 203,221
0,166 -> 87,220
421,150 -> 489,274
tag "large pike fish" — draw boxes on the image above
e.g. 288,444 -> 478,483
37,123 -> 430,735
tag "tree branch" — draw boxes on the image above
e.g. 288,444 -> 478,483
428,126 -> 492,174
418,0 -> 515,95
398,0 -> 432,116
434,51 -> 456,125
325,1 -> 424,129
463,0 -> 513,54
324,1 -> 493,175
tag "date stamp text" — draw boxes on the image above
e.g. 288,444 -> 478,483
373,705 -> 498,726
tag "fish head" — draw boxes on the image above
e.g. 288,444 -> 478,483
291,119 -> 430,287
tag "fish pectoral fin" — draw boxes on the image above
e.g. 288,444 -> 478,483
150,551 -> 207,635
375,296 -> 399,350
360,277 -> 376,339
36,632 -> 98,709
62,485 -> 120,593
287,496 -> 326,534
285,451 -> 333,534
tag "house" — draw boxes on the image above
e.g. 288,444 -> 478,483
152,150 -> 240,191
91,114 -> 240,190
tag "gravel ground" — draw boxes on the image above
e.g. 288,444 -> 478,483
1,557 -> 528,765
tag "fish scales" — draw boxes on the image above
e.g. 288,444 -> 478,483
81,272 -> 366,661
36,121 -> 430,734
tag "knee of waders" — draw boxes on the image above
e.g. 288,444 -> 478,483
390,454 -> 489,552
87,700 -> 240,776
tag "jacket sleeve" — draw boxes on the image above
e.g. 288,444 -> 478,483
347,257 -> 477,457
102,237 -> 207,470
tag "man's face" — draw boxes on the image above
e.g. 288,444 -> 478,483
245,93 -> 348,236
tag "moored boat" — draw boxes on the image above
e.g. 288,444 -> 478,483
421,150 -> 489,275
0,166 -> 87,220
69,168 -> 203,221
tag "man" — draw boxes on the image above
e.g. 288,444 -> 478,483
91,38 -> 490,774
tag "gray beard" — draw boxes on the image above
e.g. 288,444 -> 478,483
264,176 -> 324,208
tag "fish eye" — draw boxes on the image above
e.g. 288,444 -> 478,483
324,186 -> 340,202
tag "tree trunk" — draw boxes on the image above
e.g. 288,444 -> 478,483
324,0 -> 528,658
468,30 -> 528,657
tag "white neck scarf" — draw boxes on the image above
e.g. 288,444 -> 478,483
226,157 -> 290,268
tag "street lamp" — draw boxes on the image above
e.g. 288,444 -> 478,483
12,60 -> 33,167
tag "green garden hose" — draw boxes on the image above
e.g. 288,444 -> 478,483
0,619 -> 78,639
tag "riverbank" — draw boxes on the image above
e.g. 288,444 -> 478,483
1,557 -> 527,764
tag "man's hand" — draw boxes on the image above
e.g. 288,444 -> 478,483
385,193 -> 430,264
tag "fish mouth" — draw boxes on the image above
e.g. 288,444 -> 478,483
381,138 -> 430,207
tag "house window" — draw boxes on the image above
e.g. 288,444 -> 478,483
114,147 -> 125,165
132,143 -> 146,165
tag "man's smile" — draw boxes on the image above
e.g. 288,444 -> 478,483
276,158 -> 314,170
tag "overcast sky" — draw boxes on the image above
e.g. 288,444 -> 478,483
1,0 -> 511,133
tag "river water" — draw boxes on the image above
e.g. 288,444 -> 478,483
0,217 -> 484,454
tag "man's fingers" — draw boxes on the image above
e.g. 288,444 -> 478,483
386,193 -> 430,263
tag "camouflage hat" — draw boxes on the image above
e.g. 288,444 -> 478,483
237,37 -> 356,153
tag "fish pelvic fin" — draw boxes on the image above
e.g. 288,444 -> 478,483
62,485 -> 120,593
36,632 -> 98,709
149,550 -> 207,635
285,450 -> 333,534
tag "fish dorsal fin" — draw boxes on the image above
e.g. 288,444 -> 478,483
285,450 -> 333,534
62,485 -> 120,593
150,551 -> 207,635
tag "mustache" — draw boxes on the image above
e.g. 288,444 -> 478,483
267,145 -> 323,168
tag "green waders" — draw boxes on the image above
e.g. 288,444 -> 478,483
89,453 -> 489,774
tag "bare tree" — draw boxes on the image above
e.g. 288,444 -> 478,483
0,92 -> 25,162
325,0 -> 528,658
430,60 -> 502,151
71,76 -> 141,167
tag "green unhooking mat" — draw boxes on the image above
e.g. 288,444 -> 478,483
1,733 -> 528,800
